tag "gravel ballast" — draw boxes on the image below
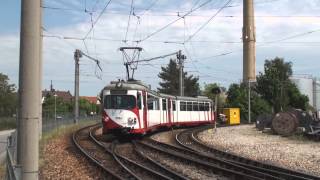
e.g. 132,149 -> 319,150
198,125 -> 320,176
40,128 -> 103,179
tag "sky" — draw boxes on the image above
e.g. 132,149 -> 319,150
0,0 -> 320,96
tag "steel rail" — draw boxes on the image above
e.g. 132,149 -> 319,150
111,141 -> 174,180
176,127 -> 305,180
109,141 -> 144,180
89,127 -> 174,180
72,124 -> 124,180
88,126 -> 140,180
181,125 -> 320,180
135,140 -> 269,180
144,138 -> 281,179
132,141 -> 189,180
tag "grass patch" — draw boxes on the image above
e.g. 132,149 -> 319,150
40,120 -> 97,143
0,117 -> 16,131
39,120 -> 99,168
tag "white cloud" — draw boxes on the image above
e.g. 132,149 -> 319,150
1,0 -> 320,95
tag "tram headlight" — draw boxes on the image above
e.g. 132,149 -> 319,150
127,117 -> 133,125
127,117 -> 136,125
103,111 -> 110,122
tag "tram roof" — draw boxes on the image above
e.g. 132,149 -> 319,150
102,80 -> 212,102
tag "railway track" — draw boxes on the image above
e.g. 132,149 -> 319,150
90,129 -> 181,180
175,125 -> 320,180
73,124 -> 319,180
72,124 -> 123,179
136,138 -> 279,180
73,124 -> 138,179
74,124 -> 188,180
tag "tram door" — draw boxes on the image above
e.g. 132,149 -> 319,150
161,99 -> 166,124
142,91 -> 148,129
168,99 -> 172,125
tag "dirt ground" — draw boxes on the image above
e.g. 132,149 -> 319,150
39,123 -> 103,180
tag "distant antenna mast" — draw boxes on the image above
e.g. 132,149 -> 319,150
120,47 -> 142,80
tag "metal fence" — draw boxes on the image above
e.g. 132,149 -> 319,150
42,110 -> 100,133
5,131 -> 20,180
2,112 -> 100,180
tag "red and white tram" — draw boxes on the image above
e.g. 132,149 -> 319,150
101,80 -> 214,135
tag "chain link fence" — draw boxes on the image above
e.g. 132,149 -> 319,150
41,109 -> 100,133
1,109 -> 101,180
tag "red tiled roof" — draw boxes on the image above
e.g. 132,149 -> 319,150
80,96 -> 98,104
42,90 -> 73,102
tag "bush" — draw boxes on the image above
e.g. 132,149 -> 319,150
0,117 -> 16,131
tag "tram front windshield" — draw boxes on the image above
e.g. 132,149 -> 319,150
104,95 -> 136,110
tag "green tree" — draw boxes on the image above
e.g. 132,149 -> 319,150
43,95 -> 97,117
0,73 -> 17,116
256,57 -> 309,112
158,59 -> 200,96
42,95 -> 73,117
79,98 -> 94,115
286,83 -> 309,110
225,83 -> 271,122
202,83 -> 226,112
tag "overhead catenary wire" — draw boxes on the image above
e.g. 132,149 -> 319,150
42,34 -> 320,46
139,0 -> 159,17
79,50 -> 103,71
41,6 -> 320,18
41,0 -> 320,76
124,0 -> 134,43
185,0 -> 233,43
131,0 -> 159,45
264,29 -> 320,44
193,27 -> 320,61
83,0 -> 112,40
130,51 -> 179,64
92,0 -> 101,12
136,0 -> 214,43
191,0 -> 201,10
42,27 -> 104,80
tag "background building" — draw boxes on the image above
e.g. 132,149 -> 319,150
290,75 -> 320,111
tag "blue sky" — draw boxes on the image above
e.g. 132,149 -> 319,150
1,0 -> 320,96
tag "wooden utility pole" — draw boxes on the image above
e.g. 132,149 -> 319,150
17,0 -> 41,179
243,0 -> 256,82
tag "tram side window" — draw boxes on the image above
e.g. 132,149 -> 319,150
147,95 -> 153,109
187,102 -> 192,111
154,98 -> 160,110
180,101 -> 186,111
162,99 -> 167,110
172,101 -> 176,111
199,103 -> 205,111
204,103 -> 209,111
147,95 -> 160,110
137,92 -> 142,109
193,102 -> 199,111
